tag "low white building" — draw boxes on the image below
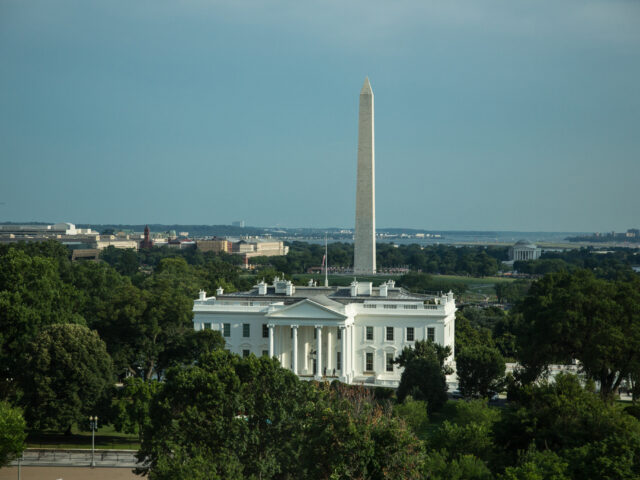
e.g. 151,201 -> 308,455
193,278 -> 456,387
509,239 -> 542,262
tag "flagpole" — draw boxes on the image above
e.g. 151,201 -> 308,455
324,233 -> 329,287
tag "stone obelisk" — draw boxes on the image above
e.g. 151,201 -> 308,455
354,77 -> 376,275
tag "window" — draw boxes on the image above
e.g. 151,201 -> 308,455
386,353 -> 394,372
242,349 -> 250,358
204,323 -> 212,330
386,326 -> 394,341
223,323 -> 231,337
314,328 -> 317,340
262,350 -> 269,357
407,327 -> 415,342
337,328 -> 342,340
366,326 -> 374,341
262,324 -> 268,338
427,327 -> 435,342
337,351 -> 342,371
383,304 -> 397,309
365,352 -> 374,372
243,324 -> 250,338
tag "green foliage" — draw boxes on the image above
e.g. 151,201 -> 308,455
393,397 -> 429,436
0,402 -> 26,467
495,374 -> 640,477
395,340 -> 451,414
0,248 -> 82,398
397,357 -> 448,414
397,272 -> 468,295
112,378 -> 160,441
422,450 -> 492,480
456,345 -> 505,398
139,354 -> 425,479
495,279 -> 532,304
21,323 -> 114,432
499,448 -> 569,480
429,400 -> 500,465
515,270 -> 640,398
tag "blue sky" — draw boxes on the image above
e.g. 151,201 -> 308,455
1,0 -> 638,231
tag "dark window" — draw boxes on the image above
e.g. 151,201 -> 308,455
314,328 -> 317,340
262,350 -> 269,357
366,326 -> 374,341
366,352 -> 374,372
242,349 -> 250,358
337,328 -> 342,340
262,324 -> 268,338
223,323 -> 230,337
243,324 -> 250,338
427,327 -> 435,342
337,351 -> 342,371
386,353 -> 394,372
407,327 -> 414,341
386,326 -> 394,341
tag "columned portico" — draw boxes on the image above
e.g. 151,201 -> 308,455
268,324 -> 275,357
315,325 -> 323,380
291,325 -> 299,374
340,325 -> 347,380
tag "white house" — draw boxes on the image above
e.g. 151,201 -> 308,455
193,277 -> 456,387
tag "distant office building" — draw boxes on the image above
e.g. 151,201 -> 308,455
168,237 -> 196,249
509,240 -> 541,261
197,238 -> 232,253
232,221 -> 245,228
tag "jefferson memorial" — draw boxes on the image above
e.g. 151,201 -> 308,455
192,78 -> 456,386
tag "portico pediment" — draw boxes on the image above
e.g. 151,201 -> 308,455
267,299 -> 347,321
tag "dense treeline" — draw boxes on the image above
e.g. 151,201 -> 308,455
3,241 -> 640,479
257,242 -> 507,276
514,247 -> 638,278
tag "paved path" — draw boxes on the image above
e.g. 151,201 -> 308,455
0,466 -> 138,480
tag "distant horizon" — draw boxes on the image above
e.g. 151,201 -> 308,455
0,219 -> 599,235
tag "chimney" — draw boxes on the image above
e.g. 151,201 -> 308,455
198,290 -> 206,301
216,286 -> 224,296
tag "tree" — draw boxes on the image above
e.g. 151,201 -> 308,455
515,270 -> 640,399
396,357 -> 449,414
0,402 -> 26,467
0,248 -> 82,399
456,345 -> 505,398
499,448 -> 569,480
21,324 -> 114,433
494,373 -> 640,477
138,351 -> 317,479
395,340 -> 451,413
112,378 -> 160,442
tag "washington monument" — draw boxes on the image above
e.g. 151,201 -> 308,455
354,77 -> 376,275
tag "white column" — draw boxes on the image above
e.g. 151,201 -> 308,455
291,325 -> 298,375
268,324 -> 275,358
315,325 -> 323,379
340,326 -> 347,377
326,327 -> 333,374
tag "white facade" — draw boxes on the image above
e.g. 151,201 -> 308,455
509,240 -> 542,261
193,279 -> 456,387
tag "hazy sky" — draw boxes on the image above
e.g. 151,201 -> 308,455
1,0 -> 639,231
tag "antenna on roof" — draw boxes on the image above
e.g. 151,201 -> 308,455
324,232 -> 329,287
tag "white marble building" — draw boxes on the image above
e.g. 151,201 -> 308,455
509,239 -> 542,261
193,278 -> 456,387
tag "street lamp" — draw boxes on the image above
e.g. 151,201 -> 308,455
89,416 -> 98,468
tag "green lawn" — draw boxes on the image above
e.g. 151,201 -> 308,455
27,424 -> 139,450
